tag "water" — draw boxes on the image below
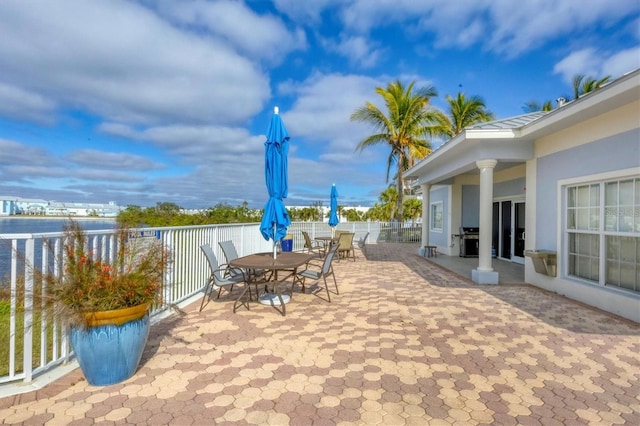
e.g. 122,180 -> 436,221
0,218 -> 115,234
0,218 -> 116,281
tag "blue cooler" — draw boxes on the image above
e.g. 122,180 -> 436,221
281,235 -> 293,252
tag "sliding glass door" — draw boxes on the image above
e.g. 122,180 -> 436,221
492,199 -> 525,264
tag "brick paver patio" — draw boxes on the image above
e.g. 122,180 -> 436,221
1,243 -> 639,425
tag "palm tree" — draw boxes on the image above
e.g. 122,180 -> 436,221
572,74 -> 611,99
351,80 -> 444,222
402,197 -> 422,225
442,92 -> 494,137
379,185 -> 398,221
342,208 -> 363,221
522,99 -> 554,113
522,74 -> 611,113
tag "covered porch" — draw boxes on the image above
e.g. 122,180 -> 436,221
424,252 -> 525,284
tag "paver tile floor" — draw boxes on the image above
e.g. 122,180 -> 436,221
1,243 -> 639,425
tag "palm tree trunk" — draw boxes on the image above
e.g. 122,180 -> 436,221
394,173 -> 404,242
395,150 -> 405,224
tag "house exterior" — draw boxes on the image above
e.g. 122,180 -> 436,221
0,198 -> 122,217
404,68 -> 639,323
46,201 -> 121,217
0,197 -> 19,215
16,198 -> 48,215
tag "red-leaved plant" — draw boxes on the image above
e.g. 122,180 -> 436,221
48,220 -> 171,327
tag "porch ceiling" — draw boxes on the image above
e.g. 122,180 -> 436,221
405,136 -> 533,185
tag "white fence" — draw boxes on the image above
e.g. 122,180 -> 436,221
0,220 -> 418,391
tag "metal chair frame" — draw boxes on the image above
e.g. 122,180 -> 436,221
199,244 -> 251,313
301,230 -> 325,257
296,242 -> 340,302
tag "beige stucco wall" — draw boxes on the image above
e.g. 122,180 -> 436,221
536,99 -> 640,157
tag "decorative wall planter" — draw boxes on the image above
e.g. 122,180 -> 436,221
70,303 -> 150,386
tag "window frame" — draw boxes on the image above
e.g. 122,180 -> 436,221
563,171 -> 639,294
430,201 -> 443,232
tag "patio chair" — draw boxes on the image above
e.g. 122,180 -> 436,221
295,242 -> 340,302
199,244 -> 251,313
301,231 -> 325,258
357,232 -> 369,255
218,240 -> 239,264
337,232 -> 356,261
219,240 -> 269,284
218,240 -> 242,276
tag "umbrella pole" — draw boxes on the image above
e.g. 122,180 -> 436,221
273,225 -> 277,259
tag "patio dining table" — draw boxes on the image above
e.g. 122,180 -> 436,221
229,251 -> 314,316
314,236 -> 336,255
315,236 -> 336,244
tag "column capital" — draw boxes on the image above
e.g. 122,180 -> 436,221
476,159 -> 498,169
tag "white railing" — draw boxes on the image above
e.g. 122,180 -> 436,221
0,220 -> 413,390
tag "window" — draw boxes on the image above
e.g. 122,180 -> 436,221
566,177 -> 639,293
430,202 -> 443,231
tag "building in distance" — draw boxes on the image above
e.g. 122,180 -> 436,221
0,197 -> 122,217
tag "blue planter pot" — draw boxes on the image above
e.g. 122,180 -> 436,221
71,313 -> 150,386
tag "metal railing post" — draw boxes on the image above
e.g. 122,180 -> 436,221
23,238 -> 34,382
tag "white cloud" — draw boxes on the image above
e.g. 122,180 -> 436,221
602,47 -> 640,77
97,121 -> 271,205
483,0 -> 638,56
149,0 -> 308,64
0,84 -> 56,124
629,16 -> 640,40
65,149 -> 164,171
340,0 -> 427,33
324,35 -> 385,68
553,48 -> 603,82
0,139 -> 57,166
329,0 -> 640,57
280,72 -> 384,146
0,1 -> 635,209
554,46 -> 640,83
272,0 -> 341,24
0,0 -> 271,125
99,122 -> 264,161
276,72 -> 393,188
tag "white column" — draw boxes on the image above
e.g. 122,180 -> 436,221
420,183 -> 431,255
473,159 -> 499,284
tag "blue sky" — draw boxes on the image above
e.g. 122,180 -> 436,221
0,0 -> 638,210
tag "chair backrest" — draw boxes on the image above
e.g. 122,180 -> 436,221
219,240 -> 239,263
338,232 -> 354,249
334,230 -> 344,240
322,242 -> 340,274
358,232 -> 369,247
200,244 -> 223,280
301,231 -> 313,249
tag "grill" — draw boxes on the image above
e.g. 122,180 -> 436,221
459,227 -> 479,257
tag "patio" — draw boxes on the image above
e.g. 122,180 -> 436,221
1,243 -> 638,425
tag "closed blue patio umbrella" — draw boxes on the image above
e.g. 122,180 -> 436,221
260,106 -> 291,258
329,184 -> 339,236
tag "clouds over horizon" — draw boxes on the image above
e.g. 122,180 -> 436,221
321,0 -> 640,62
0,0 -> 637,208
0,0 -> 273,127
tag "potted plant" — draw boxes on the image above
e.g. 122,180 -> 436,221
46,220 -> 171,386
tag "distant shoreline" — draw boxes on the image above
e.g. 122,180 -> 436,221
0,216 -> 116,221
